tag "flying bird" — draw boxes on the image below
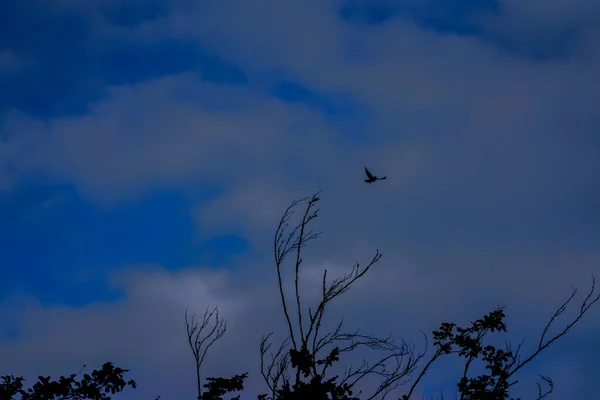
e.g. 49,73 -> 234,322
364,167 -> 387,183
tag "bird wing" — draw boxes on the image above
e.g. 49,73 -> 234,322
365,167 -> 374,179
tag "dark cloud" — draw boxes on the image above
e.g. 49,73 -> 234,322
0,0 -> 598,398
0,1 -> 247,118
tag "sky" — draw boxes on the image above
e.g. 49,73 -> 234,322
0,0 -> 599,398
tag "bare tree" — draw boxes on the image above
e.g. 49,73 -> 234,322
260,191 -> 424,400
185,306 -> 227,400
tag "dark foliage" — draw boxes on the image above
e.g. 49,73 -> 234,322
200,373 -> 248,400
401,276 -> 599,400
266,345 -> 358,400
0,362 -> 137,400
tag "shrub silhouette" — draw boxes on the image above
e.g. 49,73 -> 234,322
0,362 -> 138,400
200,373 -> 248,400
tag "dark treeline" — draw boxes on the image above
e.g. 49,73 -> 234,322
2,192 -> 598,400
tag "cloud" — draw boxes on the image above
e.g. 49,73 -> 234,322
1,0 -> 599,398
0,50 -> 21,73
3,0 -> 598,205
0,0 -> 249,117
1,74 -> 324,203
492,0 -> 600,28
1,250 -> 598,399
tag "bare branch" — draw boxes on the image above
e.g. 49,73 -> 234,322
294,191 -> 322,348
273,192 -> 322,352
508,275 -> 600,378
535,375 -> 554,400
265,191 -> 423,399
339,337 -> 424,400
185,306 -> 227,400
260,332 -> 292,399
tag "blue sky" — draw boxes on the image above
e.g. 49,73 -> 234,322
1,0 -> 599,399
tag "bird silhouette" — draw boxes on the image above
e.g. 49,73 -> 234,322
364,167 -> 387,183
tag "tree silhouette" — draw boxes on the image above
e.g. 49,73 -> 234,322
402,277 -> 599,400
255,191 -> 599,399
185,306 -> 228,400
200,373 -> 248,400
259,191 -> 422,400
0,362 -> 139,400
184,306 -> 249,400
3,192 -> 597,400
